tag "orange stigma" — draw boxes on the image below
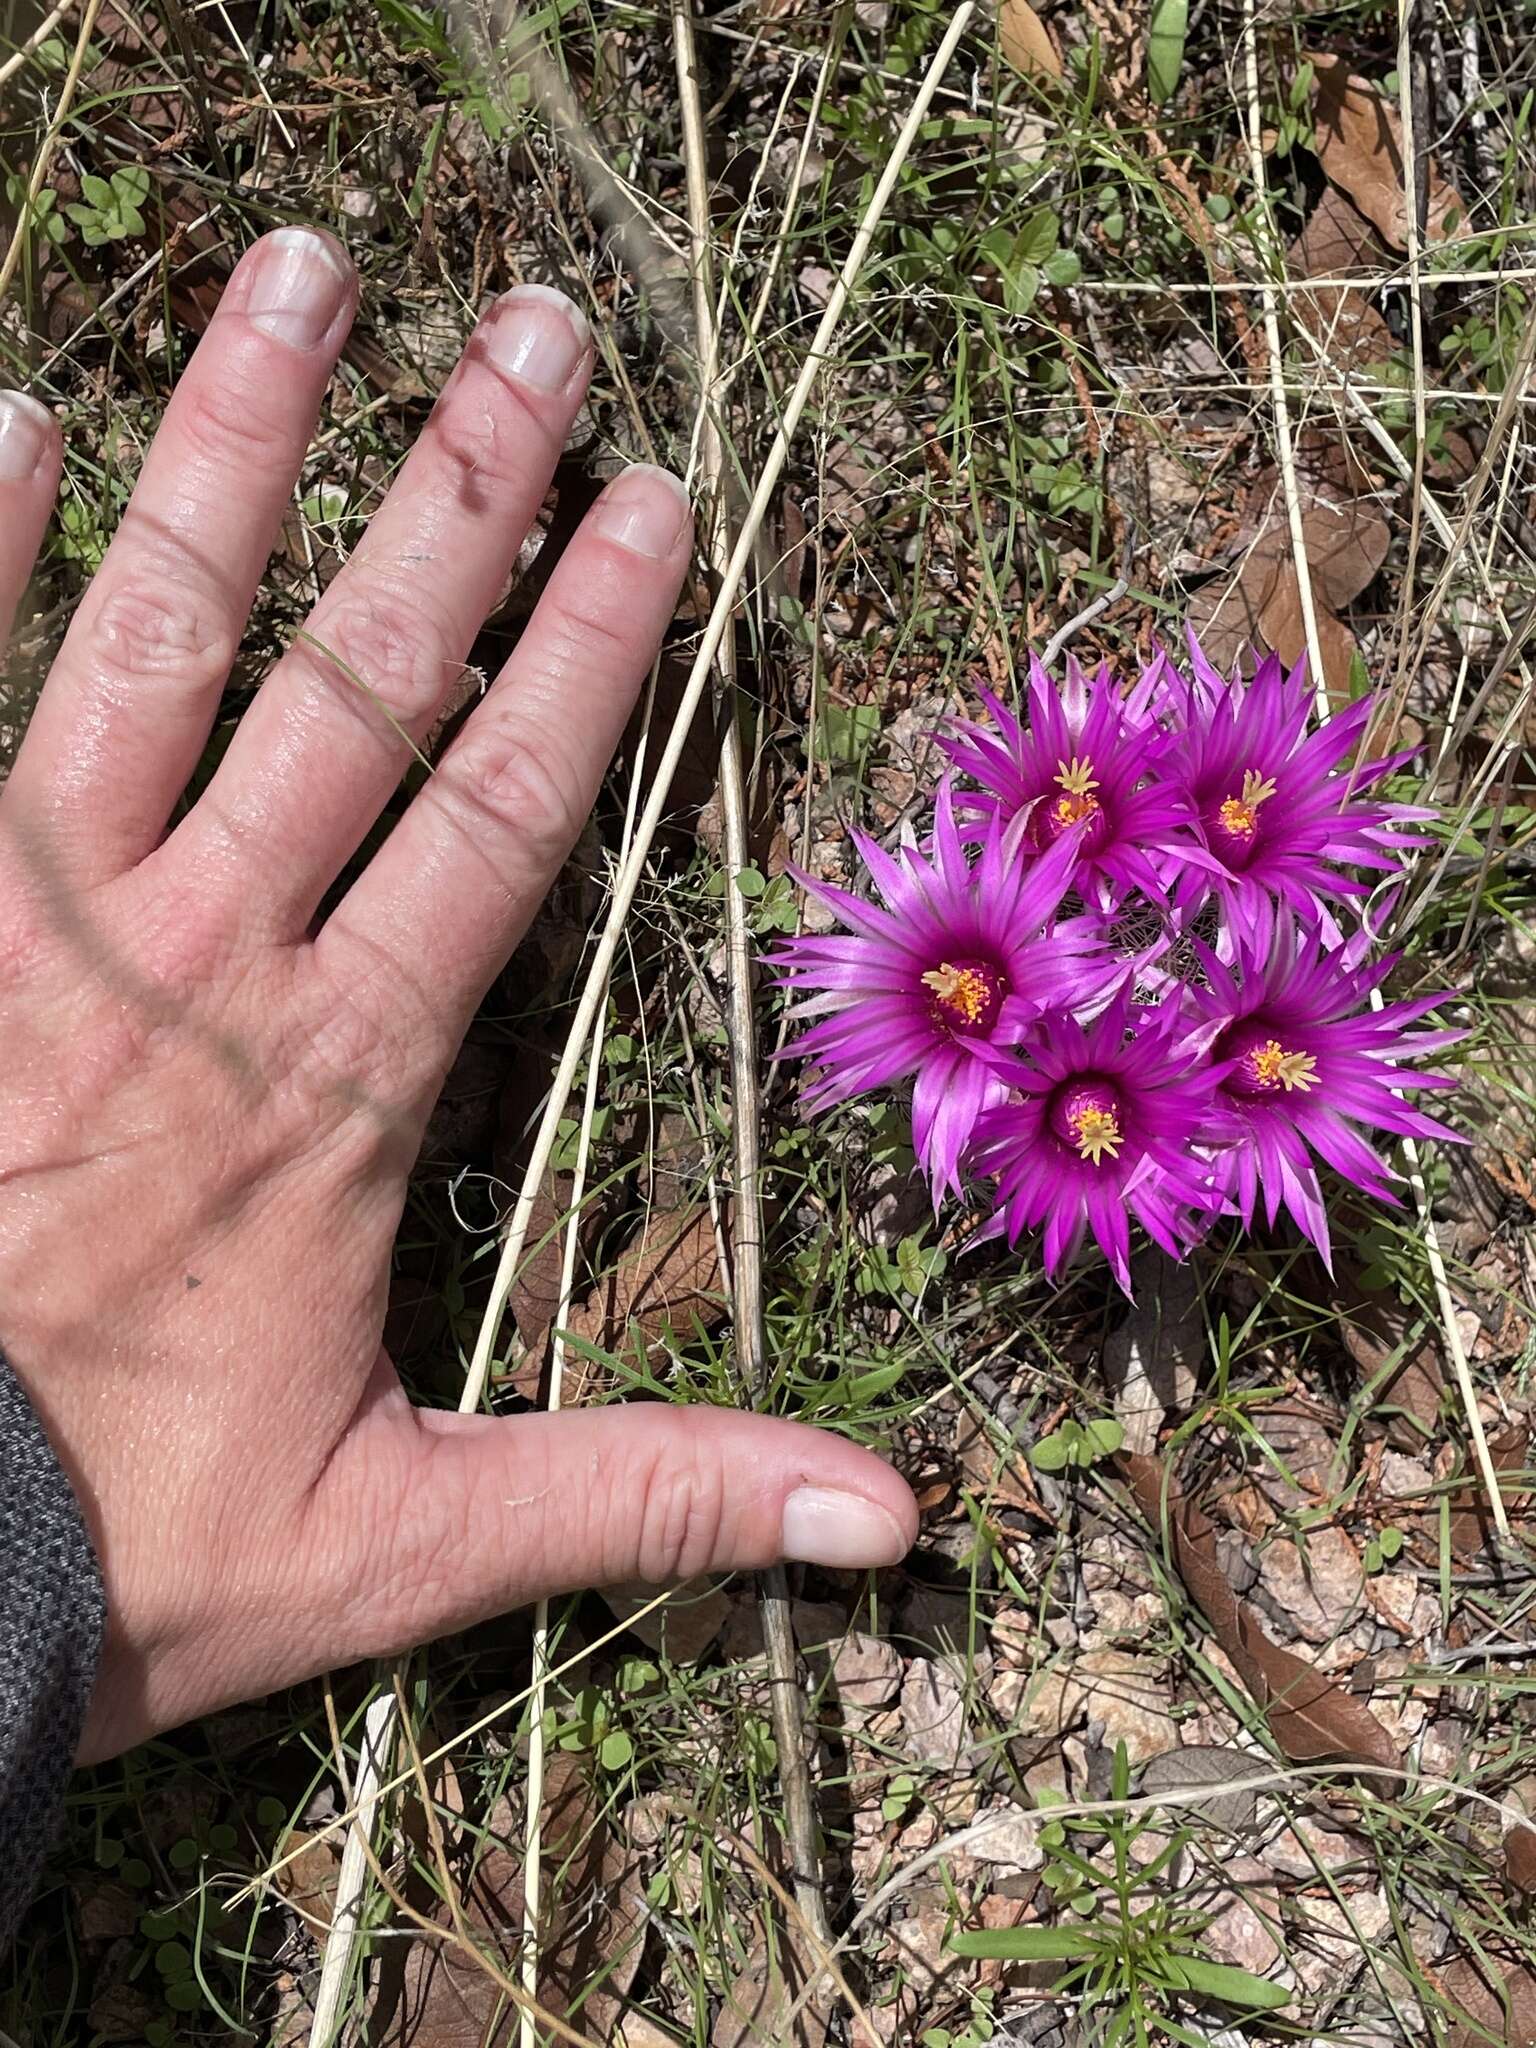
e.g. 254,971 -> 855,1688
1250,1037 -> 1317,1092
1218,768 -> 1278,839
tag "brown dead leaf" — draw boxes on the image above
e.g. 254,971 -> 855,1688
1441,1956 -> 1536,2048
1187,480 -> 1389,701
713,1948 -> 832,2048
1335,1286 -> 1444,1449
1506,1818 -> 1536,1896
271,1828 -> 342,1933
1120,1453 -> 1403,1784
1289,186 -> 1394,374
1306,52 -> 1467,253
376,1755 -> 645,2045
998,0 -> 1063,78
565,1202 -> 725,1359
1449,1425 -> 1532,1559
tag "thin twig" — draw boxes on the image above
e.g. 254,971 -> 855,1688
673,0 -> 831,1960
1236,0 -> 1509,1542
459,0 -> 977,1422
311,7 -> 977,2013
1239,0 -> 1328,721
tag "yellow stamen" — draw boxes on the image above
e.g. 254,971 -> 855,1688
1218,768 -> 1279,839
1052,755 -> 1101,828
1250,1037 -> 1318,1093
922,962 -> 991,1026
1069,1104 -> 1123,1164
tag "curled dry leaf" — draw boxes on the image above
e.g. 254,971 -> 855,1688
1449,1424 -> 1531,1560
564,1201 -> 725,1361
998,0 -> 1063,78
1506,1816 -> 1536,1896
1304,52 -> 1467,252
1440,1956 -> 1536,2048
1289,185 -> 1394,375
1119,1453 -> 1403,1785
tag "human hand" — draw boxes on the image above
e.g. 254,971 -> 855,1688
0,228 -> 916,1762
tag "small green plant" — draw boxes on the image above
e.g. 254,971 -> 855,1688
65,164 -> 151,246
1029,1415 -> 1124,1473
950,1747 -> 1289,2045
856,1232 -> 947,1300
4,173 -> 68,246
1363,1524 -> 1405,1573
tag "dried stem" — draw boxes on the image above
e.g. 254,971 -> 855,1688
311,5 -> 977,2015
672,0 -> 831,1955
1239,0 -> 1509,1538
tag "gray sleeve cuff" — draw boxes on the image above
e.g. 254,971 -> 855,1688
0,1346 -> 106,1947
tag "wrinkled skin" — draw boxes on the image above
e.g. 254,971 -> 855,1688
0,231 -> 914,1762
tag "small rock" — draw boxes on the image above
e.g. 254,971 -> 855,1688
1202,1881 -> 1285,1980
830,1631 -> 903,1715
968,1804 -> 1045,1873
1263,1814 -> 1367,1880
899,1658 -> 972,1769
1253,1528 -> 1365,1644
1292,1891 -> 1391,1995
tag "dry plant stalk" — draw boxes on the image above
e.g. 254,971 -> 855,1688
311,4 -> 978,2021
1237,0 -> 1509,1540
672,0 -> 832,1960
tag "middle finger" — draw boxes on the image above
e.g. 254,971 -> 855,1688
159,283 -> 594,937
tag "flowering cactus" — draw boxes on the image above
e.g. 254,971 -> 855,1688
772,641 -> 1459,1294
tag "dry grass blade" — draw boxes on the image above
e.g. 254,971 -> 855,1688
311,5 -> 978,2019
672,0 -> 832,1964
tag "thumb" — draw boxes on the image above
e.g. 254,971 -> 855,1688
318,1396 -> 918,1661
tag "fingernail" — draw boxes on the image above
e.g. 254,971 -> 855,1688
485,283 -> 590,393
0,391 -> 52,479
246,228 -> 351,348
780,1486 -> 909,1570
591,464 -> 692,559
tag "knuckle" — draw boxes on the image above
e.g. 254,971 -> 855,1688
626,1454 -> 727,1584
532,592 -> 636,678
303,580 -> 460,730
177,363 -> 294,472
443,724 -> 587,869
84,570 -> 237,693
432,363 -> 555,485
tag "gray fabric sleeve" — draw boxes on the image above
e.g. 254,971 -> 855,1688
0,1346 -> 106,1948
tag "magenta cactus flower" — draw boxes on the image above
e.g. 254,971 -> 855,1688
939,658 -> 1197,912
771,783 -> 1117,1197
970,987 -> 1220,1294
1186,916 -> 1462,1267
1159,646 -> 1432,954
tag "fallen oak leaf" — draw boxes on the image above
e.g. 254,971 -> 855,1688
1448,1424 -> 1531,1560
1119,1452 -> 1404,1785
998,0 -> 1063,78
1440,1956 -> 1536,2048
1304,52 -> 1467,253
563,1201 -> 726,1361
1289,185 -> 1394,375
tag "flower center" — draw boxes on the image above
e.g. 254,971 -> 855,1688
1049,1076 -> 1125,1165
1222,1022 -> 1319,1098
1035,756 -> 1107,852
921,957 -> 1007,1035
1209,768 -> 1277,867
